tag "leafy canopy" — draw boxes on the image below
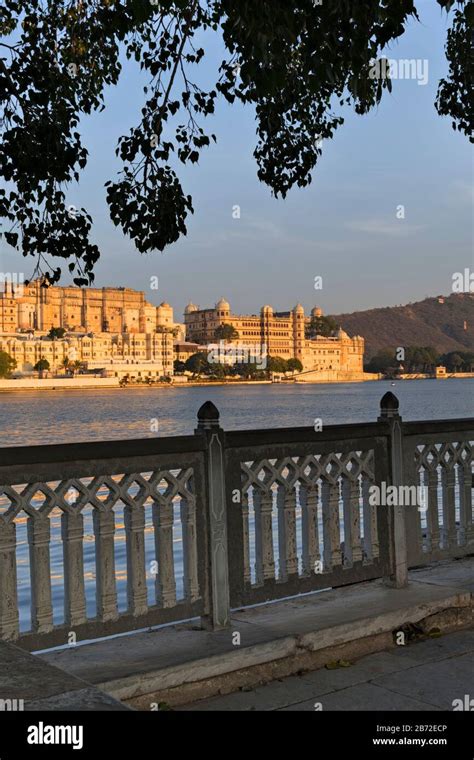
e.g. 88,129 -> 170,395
34,357 -> 50,371
364,345 -> 474,374
0,350 -> 16,377
48,326 -> 67,339
0,0 -> 471,285
306,315 -> 339,338
214,324 -> 240,341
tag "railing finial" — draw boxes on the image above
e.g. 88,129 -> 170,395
197,401 -> 220,430
379,391 -> 400,420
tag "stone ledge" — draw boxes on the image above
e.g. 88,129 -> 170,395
38,561 -> 473,709
0,639 -> 130,710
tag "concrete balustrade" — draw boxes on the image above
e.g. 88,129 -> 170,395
0,394 -> 472,651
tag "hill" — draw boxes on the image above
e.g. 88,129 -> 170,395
330,294 -> 474,359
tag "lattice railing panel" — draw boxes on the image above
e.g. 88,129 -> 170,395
0,468 -> 200,641
240,450 -> 378,586
413,440 -> 474,558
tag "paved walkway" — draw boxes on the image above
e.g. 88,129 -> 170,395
0,639 -> 128,711
180,628 -> 474,711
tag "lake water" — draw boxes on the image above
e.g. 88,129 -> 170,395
1,378 -> 472,634
0,378 -> 473,447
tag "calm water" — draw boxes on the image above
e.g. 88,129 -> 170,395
0,378 -> 473,447
1,378 -> 472,634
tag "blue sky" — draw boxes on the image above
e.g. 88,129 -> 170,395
1,1 -> 473,319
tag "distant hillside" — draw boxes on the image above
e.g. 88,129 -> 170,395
330,294 -> 474,359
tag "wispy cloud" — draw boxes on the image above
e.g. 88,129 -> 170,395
189,213 -> 319,251
347,218 -> 425,236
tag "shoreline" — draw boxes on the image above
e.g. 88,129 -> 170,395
0,380 -> 272,393
0,375 -> 473,393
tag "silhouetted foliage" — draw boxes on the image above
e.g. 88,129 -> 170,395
48,326 -> 66,340
1,1 -> 471,283
184,351 -> 209,374
365,349 -> 398,374
214,324 -> 240,341
0,350 -> 16,377
286,358 -> 303,372
439,350 -> 474,370
34,358 -> 50,372
232,362 -> 266,379
267,356 -> 290,373
365,345 -> 474,375
306,315 -> 339,339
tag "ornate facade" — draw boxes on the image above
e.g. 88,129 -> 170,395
0,332 -> 174,377
184,299 -> 365,374
0,280 -> 174,334
0,281 -> 175,377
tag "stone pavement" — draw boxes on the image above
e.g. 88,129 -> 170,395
0,639 -> 129,711
38,558 -> 473,709
179,628 -> 474,711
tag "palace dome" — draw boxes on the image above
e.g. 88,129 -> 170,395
215,298 -> 230,311
185,302 -> 199,314
294,303 -> 305,314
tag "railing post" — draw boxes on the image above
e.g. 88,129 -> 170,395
0,520 -> 19,640
195,401 -> 230,629
378,392 -> 409,588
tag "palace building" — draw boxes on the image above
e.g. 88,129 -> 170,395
0,279 -> 175,335
0,282 -> 370,381
0,281 -> 176,378
0,331 -> 174,379
184,299 -> 365,377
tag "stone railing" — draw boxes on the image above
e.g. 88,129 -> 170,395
0,393 -> 472,650
0,434 -> 210,649
403,419 -> 474,567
